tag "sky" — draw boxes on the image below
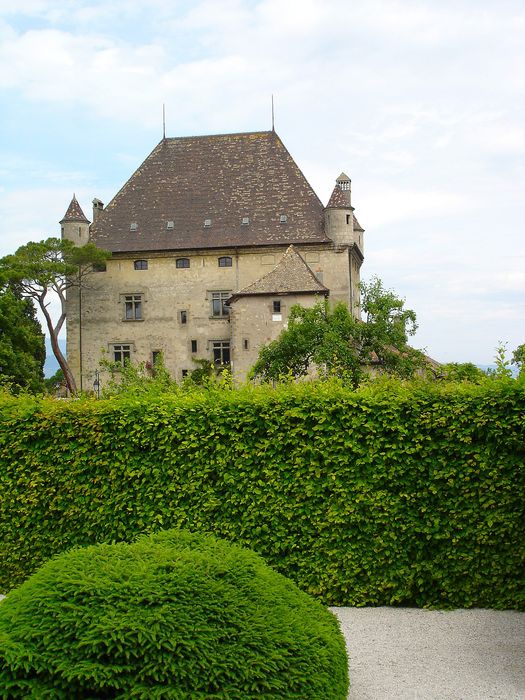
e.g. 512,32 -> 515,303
0,0 -> 524,366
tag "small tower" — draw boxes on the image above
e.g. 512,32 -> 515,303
324,173 -> 357,251
324,173 -> 365,317
60,195 -> 90,246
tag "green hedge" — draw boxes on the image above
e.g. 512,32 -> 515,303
0,380 -> 524,609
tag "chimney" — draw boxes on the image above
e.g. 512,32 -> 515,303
335,173 -> 351,207
92,198 -> 104,222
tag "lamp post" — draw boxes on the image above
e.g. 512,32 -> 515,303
93,370 -> 100,399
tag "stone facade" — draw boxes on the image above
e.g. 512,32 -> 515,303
61,131 -> 364,388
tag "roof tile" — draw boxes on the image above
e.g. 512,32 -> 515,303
229,245 -> 328,301
60,195 -> 90,224
326,185 -> 349,209
90,131 -> 330,253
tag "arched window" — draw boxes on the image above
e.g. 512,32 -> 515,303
134,260 -> 148,270
218,256 -> 232,267
176,258 -> 190,269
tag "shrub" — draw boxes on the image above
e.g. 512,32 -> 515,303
0,529 -> 349,699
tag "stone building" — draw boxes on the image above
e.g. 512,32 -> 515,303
60,130 -> 364,388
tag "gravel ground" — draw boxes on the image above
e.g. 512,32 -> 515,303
332,607 -> 525,700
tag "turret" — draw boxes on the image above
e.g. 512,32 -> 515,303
60,195 -> 90,246
324,173 -> 363,254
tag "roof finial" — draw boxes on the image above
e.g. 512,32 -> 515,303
162,103 -> 166,139
271,94 -> 275,132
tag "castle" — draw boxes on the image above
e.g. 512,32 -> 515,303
60,130 -> 364,389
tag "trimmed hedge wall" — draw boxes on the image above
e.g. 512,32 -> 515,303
0,380 -> 524,608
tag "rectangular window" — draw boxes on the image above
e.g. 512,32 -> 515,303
113,344 -> 131,364
180,310 -> 188,324
211,291 -> 231,317
212,341 -> 230,366
124,294 -> 142,320
191,340 -> 198,353
152,350 -> 162,366
181,369 -> 188,378
273,300 -> 281,313
243,338 -> 249,350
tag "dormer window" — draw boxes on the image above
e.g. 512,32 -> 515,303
204,219 -> 212,227
167,221 -> 174,229
241,216 -> 250,225
279,215 -> 287,224
130,222 -> 138,231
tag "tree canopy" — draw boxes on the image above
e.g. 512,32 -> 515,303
250,277 -> 427,386
0,285 -> 45,393
0,238 -> 110,394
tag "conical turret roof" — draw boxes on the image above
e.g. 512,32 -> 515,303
326,185 -> 349,208
60,195 -> 90,224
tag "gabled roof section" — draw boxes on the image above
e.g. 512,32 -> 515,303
60,195 -> 90,224
228,245 -> 328,302
90,131 -> 330,253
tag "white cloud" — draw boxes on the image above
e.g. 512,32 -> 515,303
0,0 -> 524,364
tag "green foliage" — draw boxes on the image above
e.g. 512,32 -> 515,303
251,278 -> 427,385
0,379 -> 523,610
487,341 -> 514,379
100,352 -> 179,398
437,362 -> 487,383
0,286 -> 45,393
43,368 -> 65,394
0,238 -> 110,287
187,358 -> 234,387
0,529 -> 348,699
0,237 -> 110,394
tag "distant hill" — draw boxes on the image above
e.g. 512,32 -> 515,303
44,338 -> 67,377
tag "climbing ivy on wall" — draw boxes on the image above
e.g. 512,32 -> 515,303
0,379 -> 523,609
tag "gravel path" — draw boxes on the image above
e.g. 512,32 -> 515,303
332,607 -> 525,700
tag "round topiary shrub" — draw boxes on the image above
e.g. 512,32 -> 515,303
0,529 -> 348,698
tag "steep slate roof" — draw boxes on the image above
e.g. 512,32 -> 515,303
326,184 -> 349,209
90,131 -> 330,253
228,245 -> 328,302
60,195 -> 90,224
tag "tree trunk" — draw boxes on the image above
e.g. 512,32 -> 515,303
40,303 -> 77,394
